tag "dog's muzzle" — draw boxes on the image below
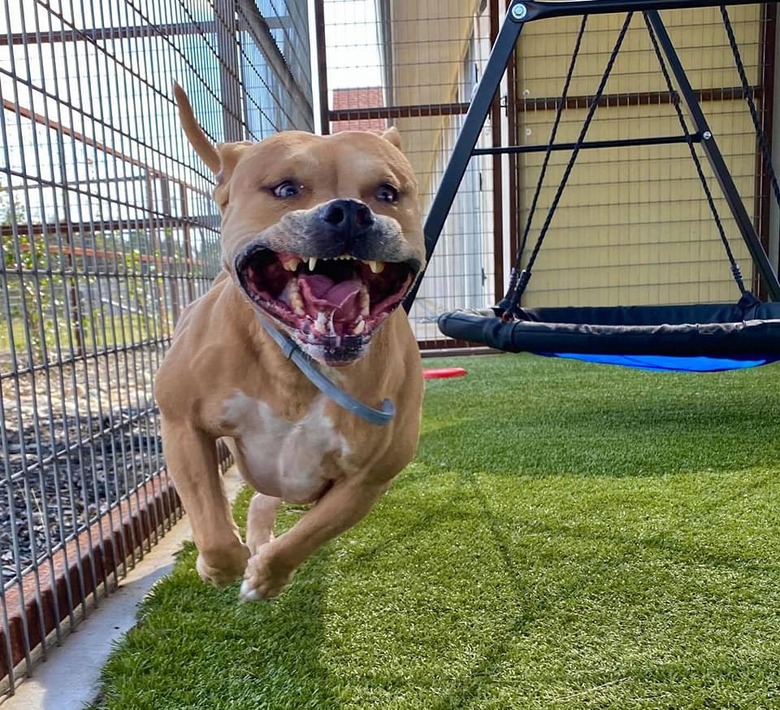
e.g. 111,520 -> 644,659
235,201 -> 420,366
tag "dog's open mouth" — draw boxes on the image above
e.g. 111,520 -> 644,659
236,247 -> 417,365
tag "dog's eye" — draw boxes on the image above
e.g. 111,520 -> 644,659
375,184 -> 399,204
271,181 -> 300,199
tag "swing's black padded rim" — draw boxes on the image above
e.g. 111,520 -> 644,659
437,302 -> 780,357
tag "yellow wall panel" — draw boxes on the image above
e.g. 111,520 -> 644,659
513,8 -> 764,308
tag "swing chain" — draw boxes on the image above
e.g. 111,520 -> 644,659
500,13 -> 633,316
720,6 -> 780,212
644,11 -> 748,295
497,5 -> 760,318
498,268 -> 530,321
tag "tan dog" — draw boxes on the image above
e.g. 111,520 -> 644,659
154,85 -> 425,600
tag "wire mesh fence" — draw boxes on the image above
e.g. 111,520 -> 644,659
1,0 -> 312,696
316,0 -> 778,349
315,0 -> 503,348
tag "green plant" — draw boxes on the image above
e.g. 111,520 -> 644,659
1,191 -> 65,361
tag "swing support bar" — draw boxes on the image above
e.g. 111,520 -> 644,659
473,134 -> 702,156
645,9 -> 780,299
405,0 -> 780,310
515,0 -> 761,23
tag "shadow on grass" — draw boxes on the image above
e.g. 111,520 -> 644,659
92,542 -> 344,709
423,466 -> 780,709
229,550 -> 343,710
420,357 -> 780,479
426,471 -> 570,710
344,471 -> 474,567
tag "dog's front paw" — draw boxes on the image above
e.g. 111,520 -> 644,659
196,543 -> 250,588
239,546 -> 294,601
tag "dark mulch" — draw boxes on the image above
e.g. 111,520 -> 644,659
1,406 -> 162,582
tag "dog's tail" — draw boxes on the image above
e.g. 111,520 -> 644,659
173,82 -> 221,173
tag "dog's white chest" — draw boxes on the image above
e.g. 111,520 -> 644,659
221,392 -> 348,502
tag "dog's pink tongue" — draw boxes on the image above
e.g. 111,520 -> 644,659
299,275 -> 363,322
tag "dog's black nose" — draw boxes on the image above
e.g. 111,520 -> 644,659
318,199 -> 374,240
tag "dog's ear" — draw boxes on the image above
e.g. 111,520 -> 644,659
173,82 -> 222,173
173,83 -> 253,209
213,142 -> 252,209
381,126 -> 403,151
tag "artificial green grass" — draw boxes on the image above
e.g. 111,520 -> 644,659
90,354 -> 780,709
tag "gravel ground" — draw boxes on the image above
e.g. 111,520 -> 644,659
1,347 -> 166,583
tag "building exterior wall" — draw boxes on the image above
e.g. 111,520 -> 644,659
513,5 -> 768,307
332,87 -> 387,131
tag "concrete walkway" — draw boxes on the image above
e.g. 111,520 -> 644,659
1,468 -> 244,710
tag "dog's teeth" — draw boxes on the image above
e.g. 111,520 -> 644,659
280,278 -> 305,316
282,257 -> 301,272
290,292 -> 305,316
353,319 -> 365,335
314,311 -> 328,334
366,260 -> 385,274
308,257 -> 318,271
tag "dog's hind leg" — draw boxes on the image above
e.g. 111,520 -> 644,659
246,492 -> 281,553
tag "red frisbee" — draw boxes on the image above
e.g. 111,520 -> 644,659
423,367 -> 468,379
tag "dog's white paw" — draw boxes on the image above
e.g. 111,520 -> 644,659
196,543 -> 250,588
238,578 -> 263,602
239,546 -> 294,601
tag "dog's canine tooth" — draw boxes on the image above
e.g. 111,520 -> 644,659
308,257 -> 318,271
282,257 -> 301,272
366,260 -> 385,274
353,318 -> 365,335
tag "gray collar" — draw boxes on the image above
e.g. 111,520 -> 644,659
257,314 -> 395,426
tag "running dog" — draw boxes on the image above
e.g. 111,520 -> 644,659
154,84 -> 425,600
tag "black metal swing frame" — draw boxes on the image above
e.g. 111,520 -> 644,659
412,0 -> 780,363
